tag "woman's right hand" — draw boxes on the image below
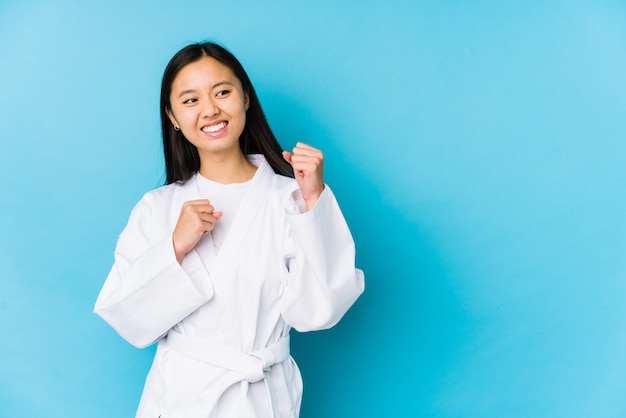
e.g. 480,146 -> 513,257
172,199 -> 222,264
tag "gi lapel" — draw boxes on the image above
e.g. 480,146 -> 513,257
180,177 -> 219,276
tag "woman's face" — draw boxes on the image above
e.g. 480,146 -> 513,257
167,56 -> 249,160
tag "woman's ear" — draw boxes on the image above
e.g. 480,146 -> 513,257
245,93 -> 250,111
166,107 -> 179,130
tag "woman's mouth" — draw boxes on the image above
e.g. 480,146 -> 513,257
201,121 -> 228,136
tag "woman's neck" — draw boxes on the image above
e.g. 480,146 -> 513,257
198,150 -> 257,184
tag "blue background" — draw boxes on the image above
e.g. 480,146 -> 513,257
1,0 -> 626,417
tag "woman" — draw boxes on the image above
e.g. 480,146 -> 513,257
94,41 -> 364,418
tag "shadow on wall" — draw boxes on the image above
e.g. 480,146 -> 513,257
265,92 -> 469,417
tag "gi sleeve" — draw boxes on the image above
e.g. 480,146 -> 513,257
281,186 -> 365,332
94,194 -> 214,348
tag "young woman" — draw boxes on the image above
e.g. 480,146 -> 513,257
94,41 -> 364,418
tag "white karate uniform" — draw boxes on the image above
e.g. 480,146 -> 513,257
94,154 -> 365,418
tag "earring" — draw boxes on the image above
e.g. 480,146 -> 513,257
174,125 -> 180,131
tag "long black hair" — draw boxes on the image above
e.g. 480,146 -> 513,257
160,41 -> 293,184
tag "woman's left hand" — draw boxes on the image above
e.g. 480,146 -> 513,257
282,142 -> 325,211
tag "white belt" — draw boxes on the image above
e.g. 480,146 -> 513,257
166,330 -> 290,416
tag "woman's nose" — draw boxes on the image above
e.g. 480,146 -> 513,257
201,99 -> 219,117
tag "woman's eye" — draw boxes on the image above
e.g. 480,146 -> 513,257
183,98 -> 197,104
216,90 -> 230,97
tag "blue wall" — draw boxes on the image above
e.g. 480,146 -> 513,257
2,1 -> 626,417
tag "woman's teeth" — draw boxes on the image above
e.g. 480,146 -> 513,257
202,122 -> 227,133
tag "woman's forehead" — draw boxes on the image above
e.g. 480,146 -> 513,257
172,56 -> 239,91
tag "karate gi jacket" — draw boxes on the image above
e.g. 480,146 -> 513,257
94,154 -> 365,418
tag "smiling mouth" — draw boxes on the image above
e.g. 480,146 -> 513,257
201,121 -> 228,133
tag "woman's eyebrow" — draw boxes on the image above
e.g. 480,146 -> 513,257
177,89 -> 198,98
212,81 -> 234,89
176,81 -> 234,98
